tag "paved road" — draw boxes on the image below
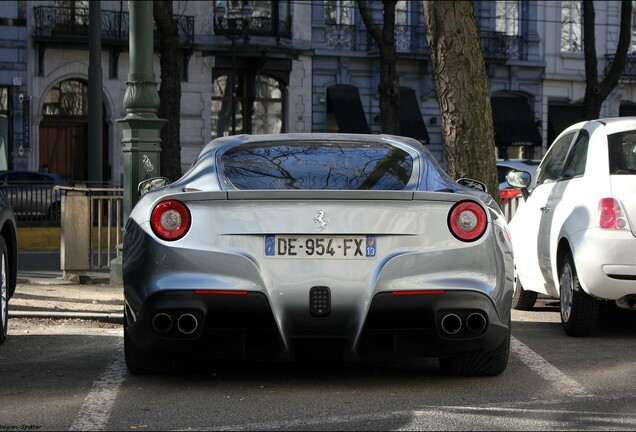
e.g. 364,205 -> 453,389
2,300 -> 636,431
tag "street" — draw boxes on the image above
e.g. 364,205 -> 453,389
1,299 -> 636,431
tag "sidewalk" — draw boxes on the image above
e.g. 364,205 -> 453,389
10,269 -> 124,324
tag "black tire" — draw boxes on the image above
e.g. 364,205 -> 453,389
47,201 -> 62,221
0,236 -> 9,344
124,313 -> 175,374
511,276 -> 537,310
439,324 -> 510,376
559,252 -> 598,337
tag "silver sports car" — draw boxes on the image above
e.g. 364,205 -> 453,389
123,133 -> 514,375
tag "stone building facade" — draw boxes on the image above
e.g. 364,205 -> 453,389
0,1 -> 635,184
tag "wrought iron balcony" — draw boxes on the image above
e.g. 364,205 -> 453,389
605,53 -> 636,80
213,16 -> 291,40
394,25 -> 428,53
366,25 -> 429,54
33,5 -> 194,48
326,24 -> 356,50
480,31 -> 522,61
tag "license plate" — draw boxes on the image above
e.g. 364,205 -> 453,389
264,235 -> 376,259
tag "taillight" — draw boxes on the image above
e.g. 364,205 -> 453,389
598,197 -> 629,229
448,200 -> 488,242
151,199 -> 191,241
500,188 -> 522,204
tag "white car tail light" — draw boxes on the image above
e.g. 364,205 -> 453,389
151,199 -> 191,241
448,200 -> 487,242
598,197 -> 630,230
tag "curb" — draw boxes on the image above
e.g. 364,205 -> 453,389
10,311 -> 124,324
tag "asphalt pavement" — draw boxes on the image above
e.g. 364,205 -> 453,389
10,250 -> 124,324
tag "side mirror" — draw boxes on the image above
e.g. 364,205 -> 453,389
138,177 -> 169,197
506,170 -> 531,188
457,178 -> 487,193
506,170 -> 531,200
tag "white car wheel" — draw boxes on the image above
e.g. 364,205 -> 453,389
559,252 -> 598,337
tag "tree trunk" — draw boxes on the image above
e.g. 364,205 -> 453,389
153,0 -> 183,182
357,0 -> 401,135
423,1 -> 498,199
583,1 -> 632,120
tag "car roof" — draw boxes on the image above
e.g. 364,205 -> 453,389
0,170 -> 67,181
562,116 -> 636,136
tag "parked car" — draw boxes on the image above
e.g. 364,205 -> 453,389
508,117 -> 636,336
123,133 -> 515,375
0,170 -> 69,221
0,189 -> 18,344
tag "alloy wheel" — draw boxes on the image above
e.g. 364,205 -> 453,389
560,262 -> 574,323
0,244 -> 6,338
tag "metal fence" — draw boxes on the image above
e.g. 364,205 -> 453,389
1,182 -> 66,223
59,186 -> 123,272
502,196 -> 523,221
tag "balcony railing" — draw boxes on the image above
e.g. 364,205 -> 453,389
394,25 -> 428,53
33,5 -> 194,48
605,53 -> 636,80
480,31 -> 522,61
365,25 -> 429,54
213,16 -> 291,40
325,24 -> 356,50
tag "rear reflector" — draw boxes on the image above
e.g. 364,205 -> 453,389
194,290 -> 249,295
391,290 -> 446,296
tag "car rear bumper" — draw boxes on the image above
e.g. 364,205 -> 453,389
573,229 -> 636,300
124,289 -> 510,362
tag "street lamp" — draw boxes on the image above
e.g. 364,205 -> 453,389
215,1 -> 253,135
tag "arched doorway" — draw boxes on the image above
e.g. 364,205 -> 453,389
39,78 -> 108,183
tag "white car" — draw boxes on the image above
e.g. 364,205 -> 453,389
508,117 -> 636,336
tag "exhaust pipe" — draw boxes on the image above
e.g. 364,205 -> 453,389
465,312 -> 487,333
177,313 -> 199,335
441,313 -> 462,335
616,295 -> 636,310
152,313 -> 173,334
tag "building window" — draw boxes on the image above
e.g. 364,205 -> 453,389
324,0 -> 355,49
53,0 -> 89,31
211,73 -> 284,137
42,79 -> 88,117
496,0 -> 520,36
214,0 -> 291,39
396,0 -> 409,26
324,0 -> 354,25
561,0 -> 582,52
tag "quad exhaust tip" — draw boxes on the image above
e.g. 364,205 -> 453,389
177,313 -> 199,335
152,313 -> 173,334
441,313 -> 462,334
152,312 -> 199,335
440,312 -> 488,335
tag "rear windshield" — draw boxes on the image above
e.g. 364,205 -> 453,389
608,132 -> 636,175
221,141 -> 414,190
